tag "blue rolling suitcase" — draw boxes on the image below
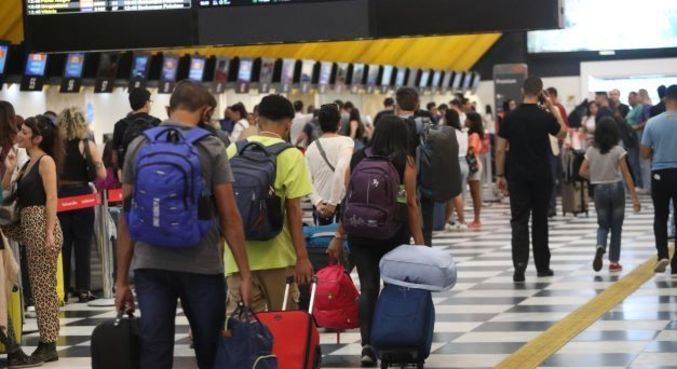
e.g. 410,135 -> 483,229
371,285 -> 435,369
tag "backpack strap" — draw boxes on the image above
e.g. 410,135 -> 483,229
183,127 -> 212,145
315,139 -> 335,172
265,142 -> 294,157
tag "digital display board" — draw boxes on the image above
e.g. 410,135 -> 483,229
441,71 -> 452,91
351,64 -> 365,86
199,0 -> 341,7
418,69 -> 431,89
381,65 -> 393,86
64,53 -> 85,78
25,53 -> 48,77
319,62 -> 332,86
300,60 -> 314,85
214,58 -> 229,83
189,56 -> 206,81
451,72 -> 463,91
0,45 -> 9,75
366,65 -> 379,86
161,55 -> 179,81
237,59 -> 253,82
96,53 -> 120,79
431,71 -> 442,89
395,67 -> 407,87
26,0 -> 192,15
258,58 -> 274,93
131,54 -> 150,78
280,59 -> 295,85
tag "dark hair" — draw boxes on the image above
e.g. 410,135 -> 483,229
369,115 -> 410,166
258,94 -> 295,122
383,97 -> 394,108
502,99 -> 515,112
485,104 -> 493,115
318,104 -> 340,133
0,101 -> 17,161
466,112 -> 485,140
230,102 -> 248,121
438,103 -> 448,111
546,87 -> 558,98
666,84 -> 677,100
594,117 -> 619,155
102,140 -> 115,169
23,115 -> 64,171
343,101 -> 355,111
523,76 -> 543,96
170,81 -> 211,112
293,100 -> 304,113
426,102 -> 436,111
334,100 -> 344,110
396,87 -> 419,111
129,88 -> 152,111
350,108 -> 365,139
445,109 -> 462,130
586,101 -> 599,117
658,85 -> 667,99
629,91 -> 638,97
450,99 -> 462,109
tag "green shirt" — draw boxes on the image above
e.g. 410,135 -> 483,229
224,135 -> 313,274
627,105 -> 643,126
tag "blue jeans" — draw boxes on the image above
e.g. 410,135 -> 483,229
135,269 -> 226,369
594,182 -> 626,263
626,138 -> 643,189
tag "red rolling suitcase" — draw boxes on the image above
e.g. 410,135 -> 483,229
258,277 -> 322,369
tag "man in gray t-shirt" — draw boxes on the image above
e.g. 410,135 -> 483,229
115,81 -> 252,369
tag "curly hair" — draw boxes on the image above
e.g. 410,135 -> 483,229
58,107 -> 90,141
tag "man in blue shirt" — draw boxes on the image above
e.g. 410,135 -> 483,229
641,84 -> 677,274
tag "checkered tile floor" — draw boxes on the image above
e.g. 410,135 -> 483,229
6,195 -> 675,369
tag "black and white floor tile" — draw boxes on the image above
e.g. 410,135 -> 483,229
6,195 -> 676,369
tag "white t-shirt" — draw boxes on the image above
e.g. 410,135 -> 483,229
230,119 -> 250,142
456,128 -> 469,158
305,136 -> 354,206
291,113 -> 313,148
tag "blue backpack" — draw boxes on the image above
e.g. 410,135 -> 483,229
231,140 -> 292,241
127,126 -> 213,248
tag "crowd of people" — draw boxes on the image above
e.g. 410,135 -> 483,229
0,77 -> 675,368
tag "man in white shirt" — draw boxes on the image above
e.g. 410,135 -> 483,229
291,100 -> 312,148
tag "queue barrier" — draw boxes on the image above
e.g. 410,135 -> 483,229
57,188 -> 121,307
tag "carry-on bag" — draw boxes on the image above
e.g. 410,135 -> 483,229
371,285 -> 435,369
313,263 -> 360,331
215,304 -> 277,369
380,245 -> 457,292
258,277 -> 321,369
91,312 -> 140,369
561,181 -> 589,217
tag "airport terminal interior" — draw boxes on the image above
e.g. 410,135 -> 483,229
1,0 -> 677,368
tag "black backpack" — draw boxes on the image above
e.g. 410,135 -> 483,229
118,116 -> 160,167
417,122 -> 462,202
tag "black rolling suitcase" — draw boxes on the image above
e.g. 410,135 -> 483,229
91,313 -> 140,369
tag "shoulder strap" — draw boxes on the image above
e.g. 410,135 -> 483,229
315,139 -> 335,172
142,126 -> 170,143
266,142 -> 294,157
83,138 -> 92,161
183,127 -> 212,145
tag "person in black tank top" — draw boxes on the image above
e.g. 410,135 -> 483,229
327,115 -> 425,366
56,107 -> 107,303
1,115 -> 64,363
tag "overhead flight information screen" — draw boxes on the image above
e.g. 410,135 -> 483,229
199,0 -> 335,7
26,0 -> 191,15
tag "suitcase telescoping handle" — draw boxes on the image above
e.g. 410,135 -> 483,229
282,275 -> 318,314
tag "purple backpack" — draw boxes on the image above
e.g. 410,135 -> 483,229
342,151 -> 402,240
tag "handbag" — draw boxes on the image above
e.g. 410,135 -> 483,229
83,139 -> 98,182
466,150 -> 479,174
215,304 -> 277,369
0,162 -> 29,226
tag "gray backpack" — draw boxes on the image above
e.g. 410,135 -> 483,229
417,123 -> 462,202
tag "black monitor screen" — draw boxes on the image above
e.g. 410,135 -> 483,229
237,59 -> 253,83
214,58 -> 230,83
131,54 -> 150,79
189,56 -> 206,82
335,63 -> 348,87
351,64 -> 365,85
319,62 -> 332,85
97,53 -> 120,79
0,45 -> 8,75
25,53 -> 48,77
259,59 -> 275,84
64,53 -> 85,78
381,65 -> 393,86
26,0 -> 191,15
162,55 -> 179,81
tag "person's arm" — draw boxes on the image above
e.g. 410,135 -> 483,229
2,149 -> 16,191
640,145 -> 653,159
286,197 -> 313,285
496,137 -> 509,193
544,94 -> 567,139
578,159 -> 590,180
640,123 -> 653,159
295,131 -> 308,147
214,183 -> 252,304
115,184 -> 136,313
327,141 -> 354,210
404,157 -> 425,245
39,157 -> 59,251
619,156 -> 641,213
306,155 -> 323,207
87,141 -> 108,180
